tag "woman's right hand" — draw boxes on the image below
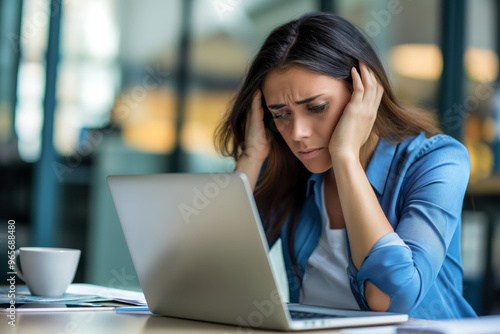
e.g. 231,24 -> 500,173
243,89 -> 271,162
235,90 -> 271,191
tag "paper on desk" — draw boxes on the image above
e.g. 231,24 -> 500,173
66,284 -> 147,305
0,284 -> 147,306
0,285 -> 109,304
396,315 -> 500,334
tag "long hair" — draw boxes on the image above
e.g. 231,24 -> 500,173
214,12 -> 441,281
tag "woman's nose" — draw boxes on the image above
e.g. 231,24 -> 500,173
291,116 -> 312,141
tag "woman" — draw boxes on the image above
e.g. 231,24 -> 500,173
215,12 -> 476,320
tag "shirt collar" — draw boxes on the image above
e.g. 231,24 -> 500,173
306,172 -> 324,198
365,137 -> 398,195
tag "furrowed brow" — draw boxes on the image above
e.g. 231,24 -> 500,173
268,95 -> 322,110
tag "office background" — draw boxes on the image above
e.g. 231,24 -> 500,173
0,0 -> 499,317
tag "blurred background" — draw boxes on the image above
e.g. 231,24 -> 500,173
0,0 -> 499,316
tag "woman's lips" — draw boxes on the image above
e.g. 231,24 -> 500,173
298,148 -> 323,159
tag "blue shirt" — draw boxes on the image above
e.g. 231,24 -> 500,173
270,133 -> 477,319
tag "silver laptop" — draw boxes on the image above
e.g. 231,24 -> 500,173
107,173 -> 408,331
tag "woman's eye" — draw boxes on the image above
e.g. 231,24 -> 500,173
309,103 -> 327,113
272,112 -> 289,120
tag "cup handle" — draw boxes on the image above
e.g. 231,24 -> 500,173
13,250 -> 25,281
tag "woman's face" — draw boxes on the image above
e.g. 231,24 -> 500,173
262,66 -> 352,173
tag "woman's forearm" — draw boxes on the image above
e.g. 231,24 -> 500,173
332,153 -> 393,268
332,153 -> 394,311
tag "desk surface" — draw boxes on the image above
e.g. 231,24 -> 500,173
1,310 -> 430,334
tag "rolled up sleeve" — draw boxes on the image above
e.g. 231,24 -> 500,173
349,137 -> 470,314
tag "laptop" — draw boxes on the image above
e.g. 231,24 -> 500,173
107,173 -> 408,331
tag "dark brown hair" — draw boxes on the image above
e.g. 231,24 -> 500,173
214,12 -> 441,280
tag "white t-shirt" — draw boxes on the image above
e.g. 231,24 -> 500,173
299,179 -> 360,310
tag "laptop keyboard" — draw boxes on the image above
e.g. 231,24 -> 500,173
289,310 -> 346,320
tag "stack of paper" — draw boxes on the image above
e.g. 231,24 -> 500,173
0,283 -> 147,306
0,286 -> 108,304
66,284 -> 147,305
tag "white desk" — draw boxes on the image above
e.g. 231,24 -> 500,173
0,310 -> 432,334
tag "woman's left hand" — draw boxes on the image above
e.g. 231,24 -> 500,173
329,62 -> 384,161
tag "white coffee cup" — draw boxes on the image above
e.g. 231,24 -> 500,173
14,247 -> 81,297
